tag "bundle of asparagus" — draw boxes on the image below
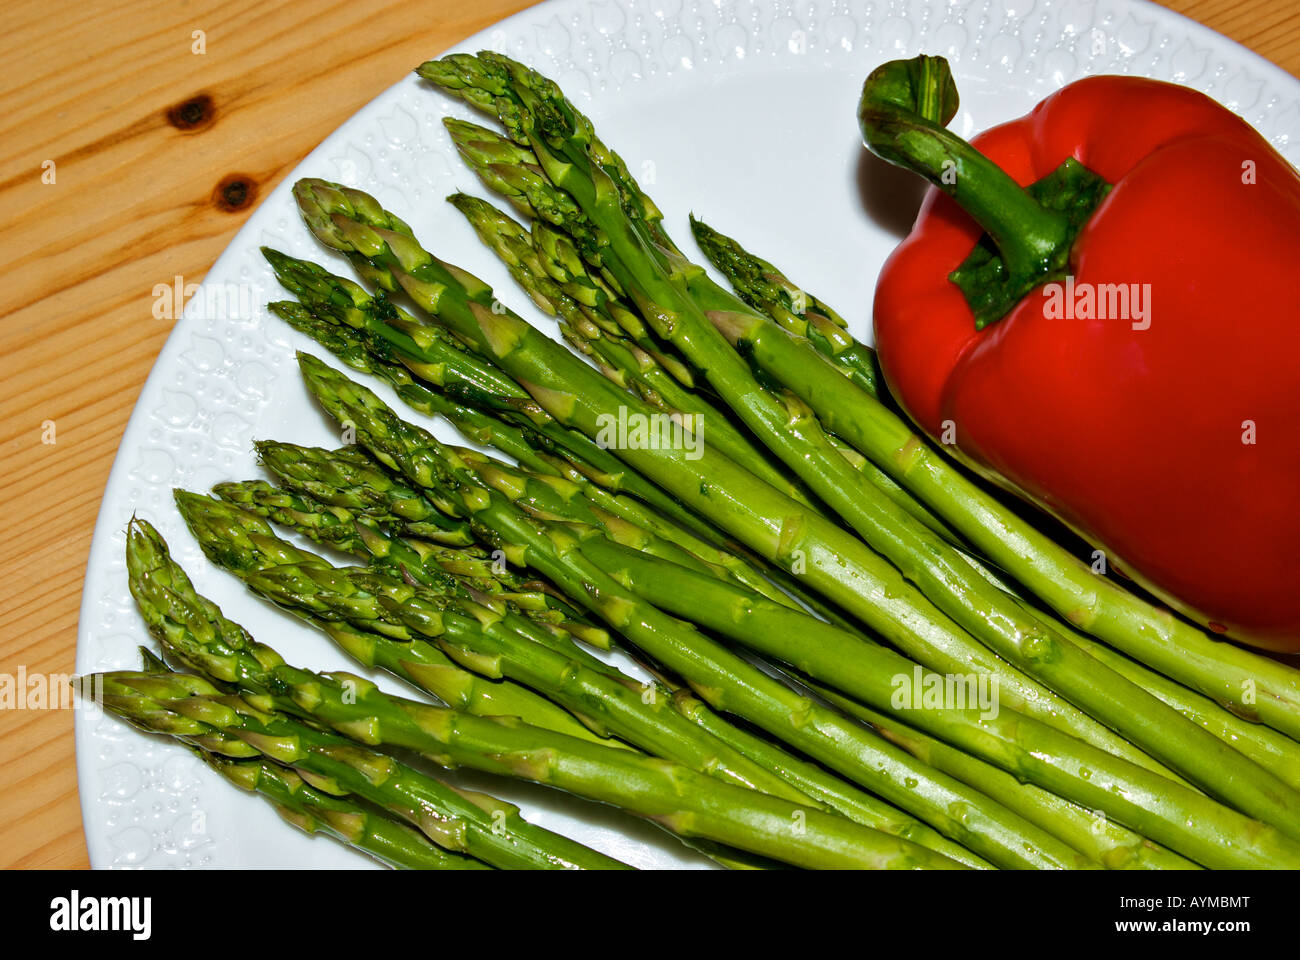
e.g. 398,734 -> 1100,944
87,50 -> 1300,870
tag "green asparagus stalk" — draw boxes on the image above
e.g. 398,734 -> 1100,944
436,108 -> 674,273
685,217 -> 1300,759
704,258 -> 1300,743
458,445 -> 941,669
418,53 -> 1300,824
268,299 -> 578,484
298,353 -> 1108,870
437,116 -> 625,288
128,513 -> 609,747
248,446 -> 750,616
497,202 -> 955,552
447,190 -> 819,508
423,54 -> 905,535
174,490 -> 848,808
666,685 -> 997,868
570,534 -> 1300,867
264,247 -> 710,538
694,241 -> 1300,743
688,216 -> 883,398
136,591 -> 749,873
253,437 -> 532,553
130,530 -> 935,868
955,561 -> 1300,789
440,119 -> 961,548
800,687 -> 1196,870
94,669 -> 623,869
212,477 -> 606,640
255,434 -> 847,689
211,478 -> 528,598
197,747 -> 490,869
269,270 -> 810,612
436,134 -> 687,392
289,178 -> 1175,775
270,289 -> 800,626
133,529 -> 767,871
275,439 -> 1287,835
218,474 -> 995,868
205,476 -> 671,687
576,638 -> 987,869
445,167 -> 953,545
696,294 -> 1300,812
441,112 -> 966,548
478,465 -> 1300,868
97,663 -> 960,870
1053,617 -> 1300,791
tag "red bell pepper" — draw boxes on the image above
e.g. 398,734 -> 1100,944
860,56 -> 1300,652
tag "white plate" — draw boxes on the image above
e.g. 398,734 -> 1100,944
75,0 -> 1300,869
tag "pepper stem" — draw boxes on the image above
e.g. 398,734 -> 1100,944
858,56 -> 1071,285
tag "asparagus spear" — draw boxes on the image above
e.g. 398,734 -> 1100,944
1052,617 -> 1300,790
699,246 -> 1300,746
264,248 -> 709,539
297,353 -> 1107,870
436,116 -> 630,291
447,190 -> 817,508
435,107 -> 672,264
137,589 -> 756,874
288,365 -> 1288,866
269,299 -> 576,482
417,53 -> 1300,819
271,284 -> 805,628
210,478 -> 524,598
99,652 -> 962,868
687,216 -> 883,399
130,526 -> 954,868
692,227 -> 1300,744
253,436 -> 889,691
95,668 -> 622,869
438,139 -> 959,547
288,178 -> 1172,774
438,114 -> 651,373
800,686 -> 1196,871
571,534 -> 1300,866
209,478 -> 992,868
687,219 -> 1300,779
212,477 -> 606,640
152,654 -> 753,874
660,688 -> 992,868
198,747 -> 490,870
204,475 -> 654,694
128,513 -> 611,748
462,443 -> 960,657
268,258 -> 822,611
126,671 -> 969,869
220,461 -> 745,655
301,438 -> 1293,819
696,291 -> 1300,813
450,182 -> 957,547
174,490 -> 848,808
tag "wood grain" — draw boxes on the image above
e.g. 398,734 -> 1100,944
0,0 -> 1295,870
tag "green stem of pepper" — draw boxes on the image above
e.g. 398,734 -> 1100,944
857,55 -> 1071,285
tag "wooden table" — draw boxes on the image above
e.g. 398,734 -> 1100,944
1,0 -> 1295,870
